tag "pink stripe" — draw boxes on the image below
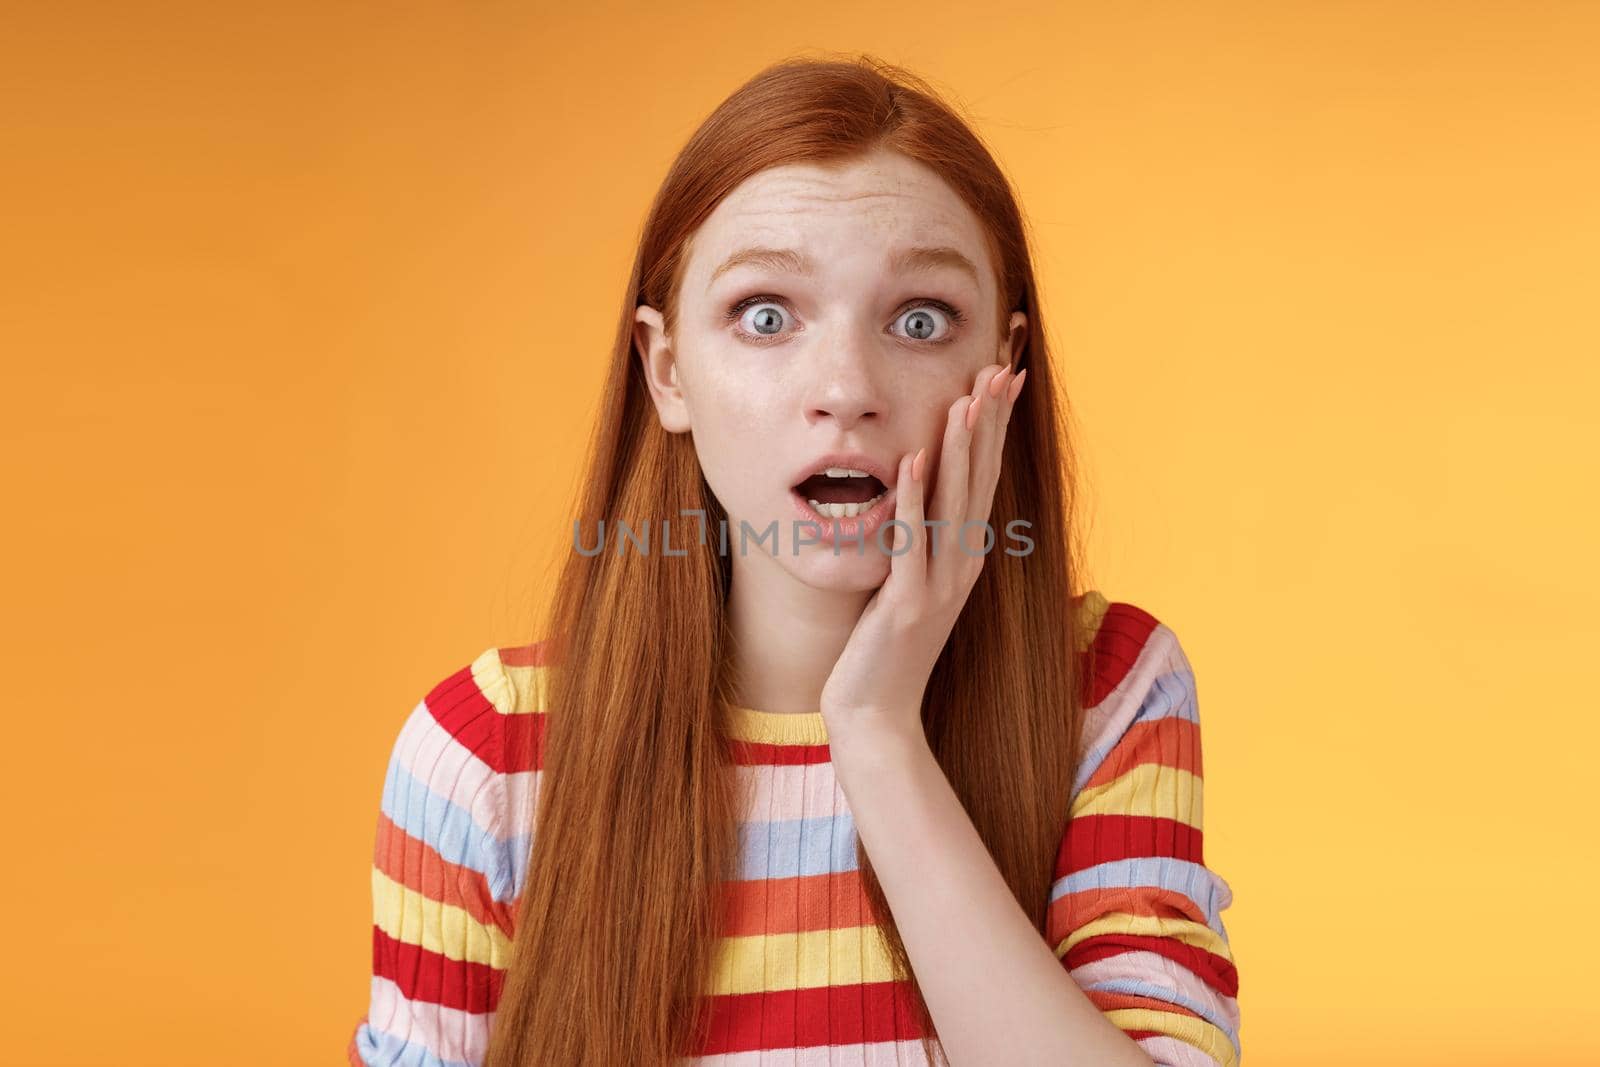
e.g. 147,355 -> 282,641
394,705 -> 510,844
1130,1034 -> 1225,1067
1076,625 -> 1180,770
739,760 -> 844,824
698,1037 -> 947,1066
501,767 -> 540,838
1069,950 -> 1240,1035
361,974 -> 496,1064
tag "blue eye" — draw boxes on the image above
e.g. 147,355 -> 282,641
723,295 -> 967,345
895,305 -> 959,342
731,299 -> 790,338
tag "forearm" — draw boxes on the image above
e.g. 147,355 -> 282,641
826,719 -> 1155,1067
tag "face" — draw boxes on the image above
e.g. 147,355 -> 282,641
634,145 -> 1026,592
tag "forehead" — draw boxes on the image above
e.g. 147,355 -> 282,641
685,149 -> 993,285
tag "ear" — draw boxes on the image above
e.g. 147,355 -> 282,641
634,304 -> 692,433
1003,310 -> 1028,366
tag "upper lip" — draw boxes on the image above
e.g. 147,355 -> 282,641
789,451 -> 897,491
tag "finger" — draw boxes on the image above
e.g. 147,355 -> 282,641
969,366 -> 1025,529
964,362 -> 1007,431
940,363 -> 1004,559
886,447 -> 927,592
1006,366 -> 1027,406
927,390 -> 976,564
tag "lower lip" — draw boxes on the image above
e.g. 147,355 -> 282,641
789,485 -> 899,550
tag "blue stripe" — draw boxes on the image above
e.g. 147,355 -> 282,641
353,1020 -> 477,1067
380,751 -> 522,904
737,811 -> 859,880
1050,856 -> 1233,936
1072,661 -> 1198,798
502,833 -> 532,901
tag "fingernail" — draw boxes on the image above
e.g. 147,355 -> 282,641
988,365 -> 1012,398
965,393 -> 982,431
1007,368 -> 1027,402
913,446 -> 926,482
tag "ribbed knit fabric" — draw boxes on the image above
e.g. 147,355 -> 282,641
347,590 -> 1241,1066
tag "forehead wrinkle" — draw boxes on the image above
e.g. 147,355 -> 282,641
736,188 -> 922,215
704,173 -> 985,291
708,242 -> 982,292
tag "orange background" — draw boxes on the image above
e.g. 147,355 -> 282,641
4,2 -> 1597,1064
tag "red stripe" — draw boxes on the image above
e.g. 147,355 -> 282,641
372,815 -> 515,937
1065,934 -> 1240,999
1048,885 -> 1218,949
691,980 -> 925,1054
424,666 -> 506,771
502,708 -> 545,773
719,869 -> 883,936
370,924 -> 506,1013
727,739 -> 834,766
1080,715 -> 1203,793
497,644 -> 550,774
1086,987 -> 1211,1021
1058,814 -> 1206,872
1079,602 -> 1161,707
420,655 -> 546,776
497,639 -> 555,668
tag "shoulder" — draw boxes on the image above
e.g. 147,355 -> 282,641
1073,590 -> 1180,694
392,638 -> 557,775
375,639 -> 558,900
1070,590 -> 1201,799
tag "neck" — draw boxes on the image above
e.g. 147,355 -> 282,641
725,550 -> 871,714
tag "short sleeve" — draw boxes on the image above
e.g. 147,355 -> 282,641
347,657 -> 520,1067
1048,604 -> 1242,1067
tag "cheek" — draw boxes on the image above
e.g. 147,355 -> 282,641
682,375 -> 783,492
689,364 -> 783,436
903,372 -> 974,437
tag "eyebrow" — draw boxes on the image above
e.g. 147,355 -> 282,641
707,244 -> 981,289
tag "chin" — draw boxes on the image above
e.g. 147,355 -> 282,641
785,548 -> 892,593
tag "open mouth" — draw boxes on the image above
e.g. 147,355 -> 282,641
791,466 -> 890,519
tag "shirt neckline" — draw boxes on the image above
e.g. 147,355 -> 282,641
724,703 -> 830,746
717,588 -> 1108,747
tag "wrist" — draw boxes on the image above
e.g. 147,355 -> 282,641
821,705 -> 928,758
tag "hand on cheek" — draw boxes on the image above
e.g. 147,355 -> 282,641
819,359 -> 1029,745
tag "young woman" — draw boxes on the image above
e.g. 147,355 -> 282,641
349,55 -> 1241,1067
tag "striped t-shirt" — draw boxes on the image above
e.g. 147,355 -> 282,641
347,590 -> 1242,1066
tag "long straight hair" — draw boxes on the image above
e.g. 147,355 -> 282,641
484,53 -> 1091,1067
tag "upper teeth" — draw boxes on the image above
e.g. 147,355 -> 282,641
823,467 -> 870,478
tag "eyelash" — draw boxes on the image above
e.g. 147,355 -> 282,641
722,294 -> 968,345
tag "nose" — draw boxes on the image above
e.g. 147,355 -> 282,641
802,324 -> 885,430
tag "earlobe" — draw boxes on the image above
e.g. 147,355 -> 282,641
634,304 -> 692,434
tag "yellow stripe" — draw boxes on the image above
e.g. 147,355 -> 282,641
724,704 -> 830,745
1069,761 -> 1203,827
1056,910 -> 1233,963
1075,588 -> 1109,651
1103,1007 -> 1238,1067
371,867 -> 513,969
706,924 -> 901,995
469,647 -> 553,716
